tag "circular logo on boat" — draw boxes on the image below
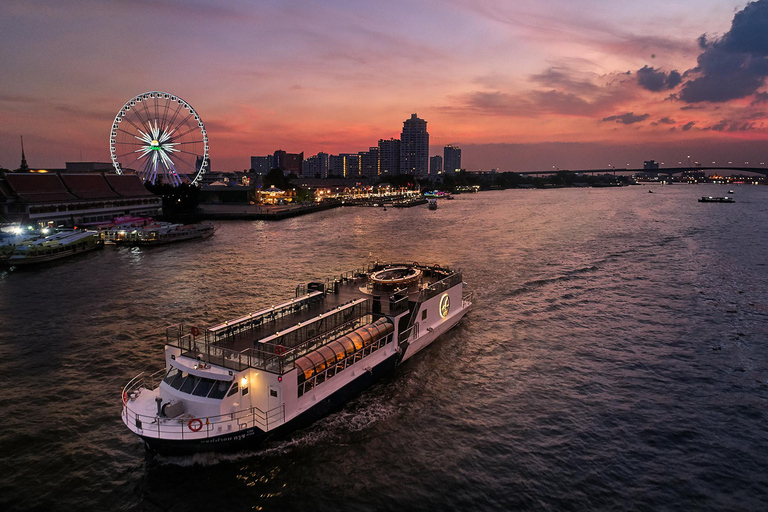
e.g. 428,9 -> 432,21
439,293 -> 450,318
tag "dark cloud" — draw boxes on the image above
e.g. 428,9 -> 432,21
650,116 -> 676,126
682,121 -> 696,131
708,120 -> 758,131
636,66 -> 682,92
452,65 -> 637,118
680,0 -> 768,103
710,120 -> 729,131
601,112 -> 649,124
530,67 -> 600,96
531,90 -> 594,116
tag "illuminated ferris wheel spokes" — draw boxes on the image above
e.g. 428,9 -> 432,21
134,121 -> 181,185
110,91 -> 209,185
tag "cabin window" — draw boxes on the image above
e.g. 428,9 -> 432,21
226,382 -> 239,397
167,369 -> 187,390
242,386 -> 249,396
422,310 -> 427,320
179,374 -> 200,394
192,377 -> 214,397
163,367 -> 181,386
270,389 -> 278,397
206,380 -> 226,399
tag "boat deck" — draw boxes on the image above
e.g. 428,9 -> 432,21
218,278 -> 373,353
201,265 -> 454,353
164,263 -> 461,373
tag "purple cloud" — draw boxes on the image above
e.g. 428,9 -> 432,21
601,112 -> 649,124
680,0 -> 768,103
636,66 -> 682,92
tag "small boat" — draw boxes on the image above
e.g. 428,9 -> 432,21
729,190 -> 734,193
428,198 -> 438,210
6,230 -> 100,266
128,223 -> 215,245
100,219 -> 214,245
648,190 -> 654,193
121,262 -> 472,455
698,196 -> 735,203
0,229 -> 38,262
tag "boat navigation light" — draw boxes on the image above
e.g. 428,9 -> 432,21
41,228 -> 50,235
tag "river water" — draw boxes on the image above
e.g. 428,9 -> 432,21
1,184 -> 767,511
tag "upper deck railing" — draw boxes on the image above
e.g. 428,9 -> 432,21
415,271 -> 463,303
203,290 -> 324,346
164,262 -> 463,373
166,298 -> 373,374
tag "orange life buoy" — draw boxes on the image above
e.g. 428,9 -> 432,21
275,344 -> 286,356
190,326 -> 200,337
188,418 -> 203,432
122,391 -> 127,405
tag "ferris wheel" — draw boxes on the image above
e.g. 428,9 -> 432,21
110,91 -> 209,186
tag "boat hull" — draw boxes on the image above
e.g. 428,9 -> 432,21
132,228 -> 214,246
7,241 -> 101,266
139,352 -> 400,456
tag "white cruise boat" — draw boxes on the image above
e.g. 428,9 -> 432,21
6,230 -> 100,266
121,262 -> 472,455
101,220 -> 214,245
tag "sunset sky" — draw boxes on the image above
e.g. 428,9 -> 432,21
2,0 -> 768,172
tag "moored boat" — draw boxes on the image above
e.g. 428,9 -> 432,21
6,230 -> 100,266
126,222 -> 215,245
100,219 -> 214,245
121,262 -> 472,455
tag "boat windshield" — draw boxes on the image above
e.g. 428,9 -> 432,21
162,366 -> 231,399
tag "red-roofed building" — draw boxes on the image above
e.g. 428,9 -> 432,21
0,172 -> 161,227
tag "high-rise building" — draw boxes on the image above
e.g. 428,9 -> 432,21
250,155 -> 274,175
273,150 -> 303,175
443,144 -> 461,174
328,155 -> 344,176
430,155 -> 443,176
340,153 -> 361,178
378,138 -> 401,175
360,147 -> 379,178
302,152 -> 329,178
400,113 -> 429,177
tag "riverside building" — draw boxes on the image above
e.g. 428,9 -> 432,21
444,144 -> 461,174
400,114 -> 429,177
378,138 -> 401,176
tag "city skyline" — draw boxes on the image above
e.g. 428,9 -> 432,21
2,0 -> 768,172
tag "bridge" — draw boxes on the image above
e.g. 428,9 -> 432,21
515,166 -> 768,177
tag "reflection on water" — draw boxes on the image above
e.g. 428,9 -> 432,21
1,184 -> 768,511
